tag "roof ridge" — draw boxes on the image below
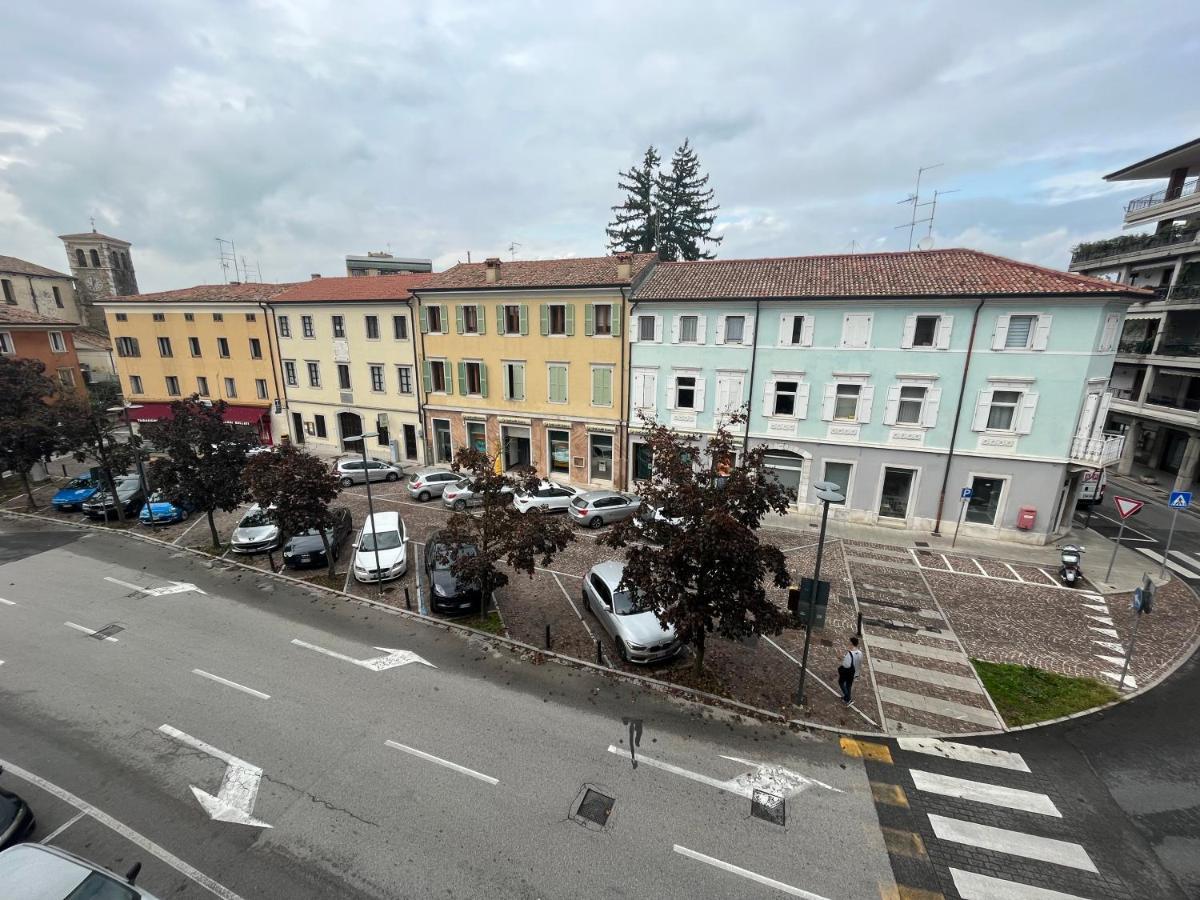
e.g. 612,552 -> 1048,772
655,248 -> 970,267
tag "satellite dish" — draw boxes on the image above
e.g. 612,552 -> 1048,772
917,236 -> 935,251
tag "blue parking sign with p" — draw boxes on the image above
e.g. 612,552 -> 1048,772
1170,491 -> 1192,509
961,487 -> 973,500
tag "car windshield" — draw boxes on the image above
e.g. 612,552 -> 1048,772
431,543 -> 477,570
66,477 -> 93,489
241,510 -> 274,528
360,530 -> 403,551
612,589 -> 637,615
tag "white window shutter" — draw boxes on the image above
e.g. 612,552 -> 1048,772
629,313 -> 639,342
795,382 -> 811,419
1016,391 -> 1039,434
693,376 -> 706,412
857,384 -> 875,423
631,371 -> 644,414
972,390 -> 993,431
666,376 -> 675,410
646,373 -> 657,410
840,314 -> 852,347
742,314 -> 755,345
922,387 -> 942,427
801,315 -> 814,347
901,315 -> 917,349
653,314 -> 663,343
1032,315 -> 1052,351
821,383 -> 836,421
715,377 -> 729,413
779,314 -> 792,346
1093,391 -> 1112,439
883,384 -> 902,425
936,315 -> 953,349
670,315 -> 681,344
992,314 -> 1010,350
696,314 -> 708,345
764,378 -> 776,414
1075,392 -> 1099,440
715,314 -> 726,345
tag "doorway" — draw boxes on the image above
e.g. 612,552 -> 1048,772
764,450 -> 804,503
502,425 -> 531,470
291,411 -> 304,444
878,467 -> 916,520
338,411 -> 363,451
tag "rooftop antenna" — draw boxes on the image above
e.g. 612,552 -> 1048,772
896,164 -> 959,251
239,255 -> 260,283
215,238 -> 241,283
508,241 -> 521,260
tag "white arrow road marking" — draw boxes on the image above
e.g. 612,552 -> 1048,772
104,575 -> 205,596
158,725 -> 272,828
290,638 -> 435,671
605,746 -> 840,799
64,622 -> 118,642
673,845 -> 832,899
1101,671 -> 1137,688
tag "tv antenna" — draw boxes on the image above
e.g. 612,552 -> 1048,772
508,241 -> 522,260
895,165 -> 960,251
215,238 -> 241,283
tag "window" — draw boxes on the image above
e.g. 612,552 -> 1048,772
822,461 -> 852,501
433,419 -> 452,462
590,434 -> 613,481
337,364 -> 352,390
774,381 -> 799,416
461,305 -> 479,334
548,364 -> 568,403
58,367 -> 76,388
256,378 -> 269,400
503,305 -> 522,335
129,374 -> 143,394
224,377 -> 237,398
966,476 -> 1004,525
631,368 -> 657,412
1,280 -> 13,304
184,312 -> 194,322
789,316 -> 807,345
165,376 -> 181,396
503,362 -> 525,400
314,414 -> 327,438
834,384 -> 861,420
115,313 -> 128,322
49,331 -> 66,353
548,428 -> 570,474
332,315 -> 345,338
878,468 -> 915,519
637,315 -> 658,342
427,360 -> 448,393
633,443 -> 653,480
393,315 -> 408,340
370,365 -> 385,393
307,361 -> 320,387
365,315 -> 379,339
592,304 -> 613,336
592,366 -> 613,407
986,390 -> 1021,431
245,313 -> 256,322
75,249 -> 86,267
196,376 -> 209,397
723,315 -> 745,344
152,312 -> 165,322
52,286 -> 63,308
249,338 -> 262,359
212,312 -> 224,322
912,315 -> 939,348
278,315 -> 291,338
675,375 -> 697,410
157,336 -> 172,357
301,315 -> 314,337
283,360 -> 297,386
841,313 -> 872,348
116,336 -> 140,357
896,386 -> 926,425
217,337 -> 230,358
679,315 -> 699,343
467,421 -> 488,453
1004,315 -> 1036,349
89,249 -> 100,267
397,365 -> 413,394
427,305 -> 444,333
546,304 -> 568,335
188,336 -> 201,357
462,361 -> 483,395
0,332 -> 12,354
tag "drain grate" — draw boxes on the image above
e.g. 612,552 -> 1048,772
91,623 -> 125,641
751,788 -> 786,826
571,785 -> 615,831
913,541 -> 930,547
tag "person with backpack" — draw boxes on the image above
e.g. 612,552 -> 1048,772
838,636 -> 864,705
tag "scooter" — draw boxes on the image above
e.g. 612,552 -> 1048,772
1059,544 -> 1085,587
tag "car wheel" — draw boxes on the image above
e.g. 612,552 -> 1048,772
615,639 -> 629,663
387,472 -> 400,482
180,509 -> 189,521
340,476 -> 354,487
589,516 -> 603,530
418,490 -> 431,502
453,499 -> 467,511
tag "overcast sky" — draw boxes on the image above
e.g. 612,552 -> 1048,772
2,1 -> 1198,291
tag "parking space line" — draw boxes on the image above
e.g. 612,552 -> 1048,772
764,636 -> 879,727
192,669 -> 271,700
552,573 -> 608,664
1036,568 -> 1059,586
172,515 -> 205,545
972,559 -> 987,576
535,565 -> 583,579
1003,563 -> 1024,582
41,810 -> 87,844
385,740 -> 498,785
672,845 -> 831,899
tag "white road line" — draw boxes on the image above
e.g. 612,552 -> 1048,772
0,754 -> 246,900
940,553 -> 952,570
104,575 -> 148,592
1003,563 -> 1024,582
1037,568 -> 1059,586
385,740 -> 498,785
1086,614 -> 1115,626
41,811 -> 87,844
1101,670 -> 1137,688
192,669 -> 270,700
1170,549 -> 1200,568
535,565 -> 583,579
897,734 -> 1027,772
928,814 -> 1097,872
972,558 -> 988,576
604,744 -> 839,798
1094,654 -> 1127,667
1136,547 -> 1200,579
64,622 -> 119,642
910,770 -> 1060,817
1089,625 -> 1120,639
291,637 -> 360,665
552,573 -> 607,664
951,868 -> 1094,900
878,687 -> 1002,728
1089,512 -> 1157,542
1092,639 -> 1125,654
672,845 -> 831,899
172,515 -> 205,545
0,597 -> 15,606
872,659 -> 984,694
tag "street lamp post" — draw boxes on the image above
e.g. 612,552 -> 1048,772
344,433 -> 383,595
795,480 -> 845,706
108,403 -> 153,525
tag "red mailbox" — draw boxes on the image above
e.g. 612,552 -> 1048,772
1017,506 -> 1037,530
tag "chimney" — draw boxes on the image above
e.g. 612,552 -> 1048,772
616,252 -> 632,280
310,273 -> 321,280
484,257 -> 502,284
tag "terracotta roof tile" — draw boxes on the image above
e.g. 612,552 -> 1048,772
632,248 -> 1151,300
103,282 -> 299,304
73,328 -> 112,350
270,273 -> 432,303
0,255 -> 71,279
417,253 -> 657,291
0,307 -> 77,327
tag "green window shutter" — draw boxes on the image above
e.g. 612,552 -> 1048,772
455,305 -> 465,334
422,360 -> 433,392
539,304 -> 550,336
457,361 -> 467,395
594,368 -> 612,406
476,304 -> 486,335
603,368 -> 613,405
440,305 -> 449,332
565,304 -> 575,336
444,361 -> 453,394
584,304 -> 594,336
514,363 -> 525,400
479,363 -> 488,398
610,304 -> 622,337
519,305 -> 529,335
419,306 -> 429,334
548,366 -> 562,403
496,305 -> 506,334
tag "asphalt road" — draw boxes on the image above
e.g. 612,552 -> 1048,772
1076,476 -> 1200,582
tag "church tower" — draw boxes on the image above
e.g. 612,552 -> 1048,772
60,226 -> 139,332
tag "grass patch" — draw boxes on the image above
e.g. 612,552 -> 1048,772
458,611 -> 505,635
972,659 -> 1119,727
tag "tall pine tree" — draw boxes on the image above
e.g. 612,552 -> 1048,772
605,145 -> 660,254
655,139 -> 723,261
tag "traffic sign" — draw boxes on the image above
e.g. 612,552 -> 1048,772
1113,496 -> 1144,520
960,487 -> 973,500
1169,491 -> 1192,509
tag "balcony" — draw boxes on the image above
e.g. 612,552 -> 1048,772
1117,337 -> 1156,355
1125,176 -> 1200,226
1157,340 -> 1200,358
1070,227 -> 1199,267
1070,433 -> 1125,468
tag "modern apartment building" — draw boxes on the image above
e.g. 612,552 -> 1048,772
412,254 -> 656,488
628,249 -> 1142,543
268,274 -> 429,461
1069,137 -> 1200,491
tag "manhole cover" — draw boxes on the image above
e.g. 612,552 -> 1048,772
913,541 -> 930,547
91,623 -> 125,640
751,788 -> 786,826
571,785 -> 615,831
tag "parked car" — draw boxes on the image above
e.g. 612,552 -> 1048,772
441,478 -> 514,511
230,504 -> 282,554
512,480 -> 581,514
82,475 -> 145,520
0,843 -> 161,899
407,467 -> 458,502
632,504 -> 685,538
282,507 -> 353,570
423,530 -> 482,614
138,491 -> 196,526
353,511 -> 408,582
582,561 -> 680,664
334,457 -> 403,487
0,767 -> 34,850
51,475 -> 101,512
569,490 -> 641,528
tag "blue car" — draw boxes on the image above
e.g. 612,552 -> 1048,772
139,492 -> 195,525
52,475 -> 101,511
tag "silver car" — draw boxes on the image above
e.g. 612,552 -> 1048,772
568,490 -> 641,529
335,457 -> 403,487
0,842 -> 163,899
407,467 -> 458,502
512,480 -> 581,514
582,561 -> 680,664
441,477 -> 514,511
230,504 -> 282,554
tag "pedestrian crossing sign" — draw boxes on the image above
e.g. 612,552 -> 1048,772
1170,491 -> 1192,509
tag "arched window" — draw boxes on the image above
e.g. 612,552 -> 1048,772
89,249 -> 101,267
120,252 -> 128,269
75,249 -> 86,267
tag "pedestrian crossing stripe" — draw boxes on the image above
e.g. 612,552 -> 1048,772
928,814 -> 1098,872
950,868 -> 1093,900
896,737 -> 1030,772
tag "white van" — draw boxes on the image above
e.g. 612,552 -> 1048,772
353,511 -> 408,582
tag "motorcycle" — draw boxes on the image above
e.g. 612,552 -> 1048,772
1059,544 -> 1085,587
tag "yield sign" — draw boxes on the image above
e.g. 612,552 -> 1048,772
1113,496 -> 1144,520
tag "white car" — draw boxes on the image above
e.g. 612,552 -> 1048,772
230,504 -> 282,554
512,481 -> 581,514
0,842 -> 162,899
353,511 -> 408,582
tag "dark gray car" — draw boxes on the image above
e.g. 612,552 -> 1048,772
82,474 -> 145,519
423,530 -> 482,615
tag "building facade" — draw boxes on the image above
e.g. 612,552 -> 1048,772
413,254 -> 655,488
628,250 -> 1141,543
60,229 -> 139,331
345,252 -> 432,277
1069,137 -> 1200,492
268,274 -> 429,462
0,307 -> 87,394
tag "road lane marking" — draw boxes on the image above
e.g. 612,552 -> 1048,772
910,770 -> 1060,817
64,621 -> 119,642
291,638 -> 435,670
928,814 -> 1097,872
105,576 -> 148,592
158,725 -> 272,828
897,738 -> 1026,772
41,810 -> 87,843
1101,670 -> 1137,688
192,669 -> 270,700
0,597 -> 15,605
950,867 -> 1093,899
608,745 -> 840,798
0,754 -> 247,900
672,845 -> 832,899
104,575 -> 204,597
866,636 -> 964,663
1136,547 -> 1200,579
839,737 -> 893,764
386,740 -> 498,785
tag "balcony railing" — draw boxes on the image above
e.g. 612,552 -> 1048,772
1117,337 -> 1156,355
1070,433 -> 1125,468
1168,283 -> 1200,302
1070,228 -> 1200,266
1126,176 -> 1200,214
1157,340 -> 1200,357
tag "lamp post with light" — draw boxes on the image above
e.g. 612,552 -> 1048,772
108,402 -> 154,525
343,433 -> 383,595
795,480 -> 845,706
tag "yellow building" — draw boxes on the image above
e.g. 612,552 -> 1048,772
413,253 -> 656,489
99,283 -> 295,442
268,275 -> 429,462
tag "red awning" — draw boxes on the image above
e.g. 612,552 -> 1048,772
130,402 -> 174,423
129,402 -> 268,425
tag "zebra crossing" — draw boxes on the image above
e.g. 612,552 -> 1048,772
1134,546 -> 1200,581
1077,591 -> 1136,690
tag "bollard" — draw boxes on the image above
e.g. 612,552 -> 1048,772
596,639 -> 603,665
545,624 -> 551,650
61,464 -> 68,476
856,612 -> 862,637
404,586 -> 412,610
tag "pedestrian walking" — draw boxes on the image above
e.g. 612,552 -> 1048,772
837,636 -> 864,705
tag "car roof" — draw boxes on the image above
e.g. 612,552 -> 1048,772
363,510 -> 401,532
591,560 -> 625,588
578,490 -> 625,502
413,467 -> 452,476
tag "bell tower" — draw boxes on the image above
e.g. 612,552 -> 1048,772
60,225 -> 139,332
